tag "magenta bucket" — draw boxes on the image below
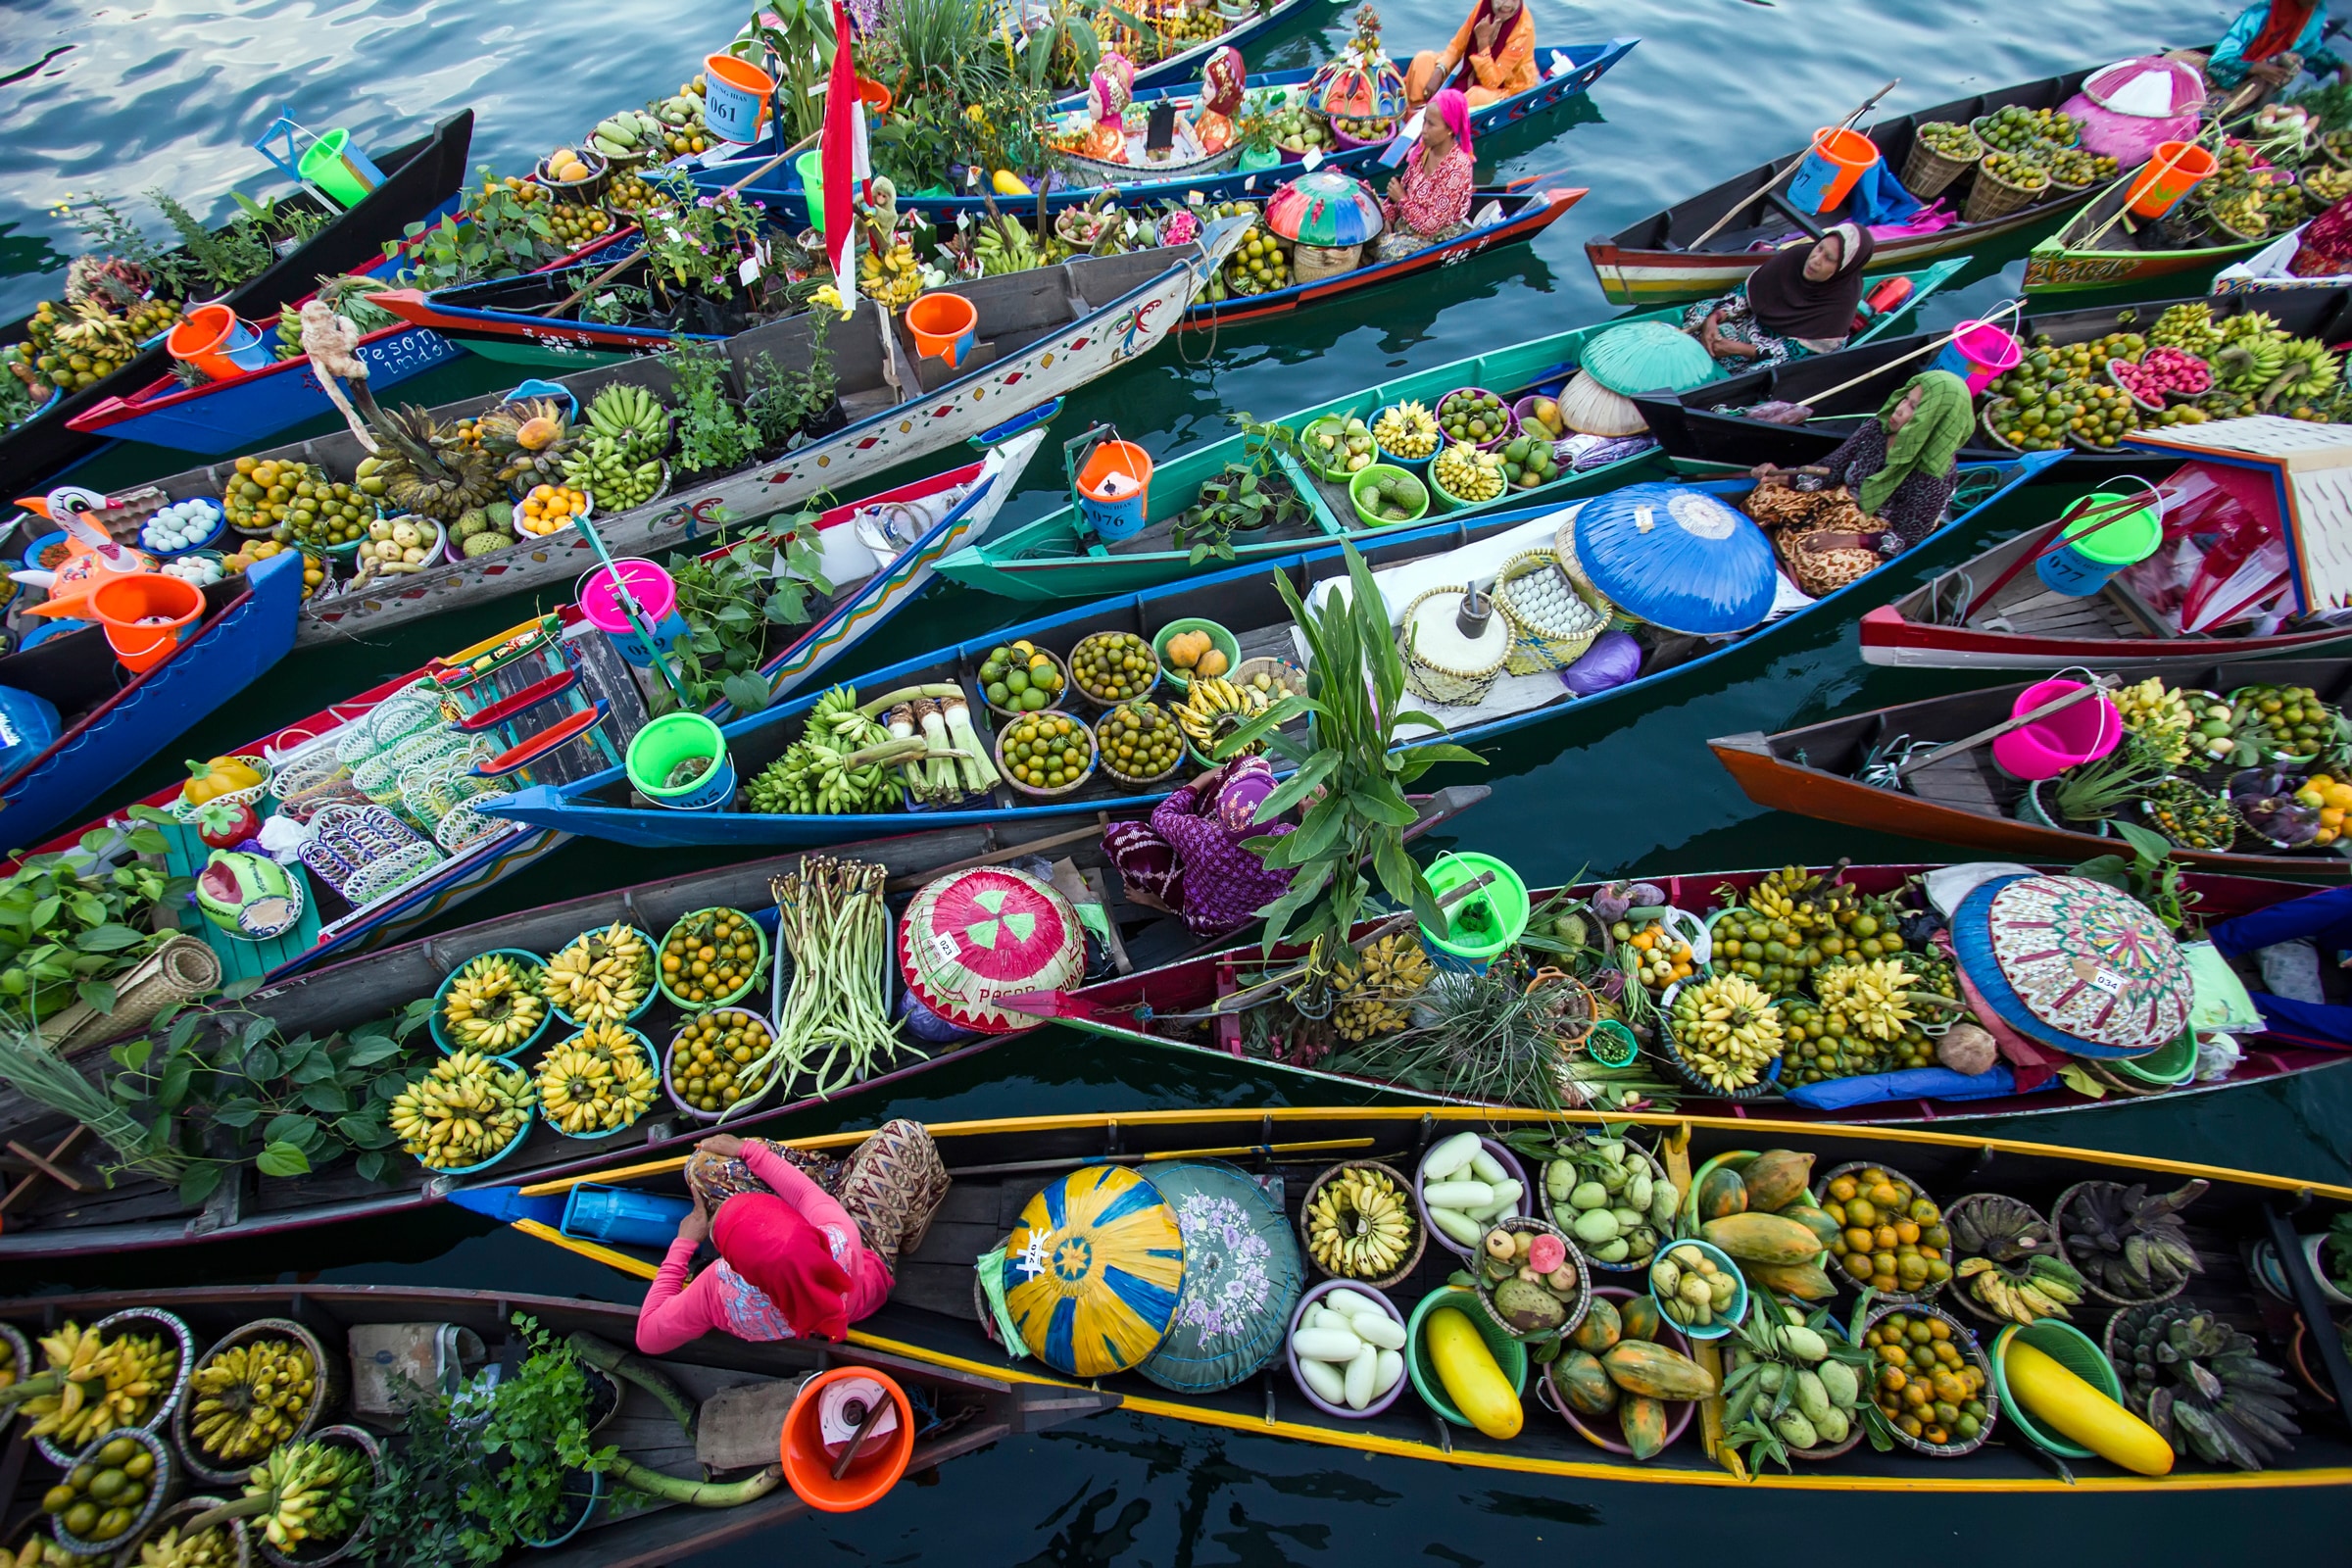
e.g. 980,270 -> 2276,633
1931,319 -> 2025,394
1990,678 -> 2124,782
578,558 -> 689,668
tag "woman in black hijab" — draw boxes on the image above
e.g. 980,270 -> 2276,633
1682,223 -> 1877,370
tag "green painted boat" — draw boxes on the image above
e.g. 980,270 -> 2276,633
2023,173 -> 2274,294
935,259 -> 1967,603
453,336 -> 634,370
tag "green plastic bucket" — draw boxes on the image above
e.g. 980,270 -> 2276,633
2035,491 -> 2162,597
626,711 -> 735,810
297,128 -> 384,210
798,151 -> 829,236
1349,464 -> 1428,528
2107,1025 -> 2198,1087
1990,1320 -> 2123,1460
1418,852 -> 1529,974
1405,1286 -> 1527,1429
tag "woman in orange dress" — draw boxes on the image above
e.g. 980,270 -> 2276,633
1185,47 -> 1246,157
1405,0 -> 1535,108
1074,52 -> 1138,163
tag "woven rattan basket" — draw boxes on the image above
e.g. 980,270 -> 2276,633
1493,550 -> 1612,674
1963,157 -> 2049,223
1902,129 -> 1983,200
1397,585 -> 1510,706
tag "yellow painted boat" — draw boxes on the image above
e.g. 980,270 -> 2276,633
473,1106 -> 2352,1493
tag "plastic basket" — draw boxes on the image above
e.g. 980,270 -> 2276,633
535,1024 -> 661,1140
655,906 -> 770,1012
545,925 -> 659,1026
1647,1237 -> 1747,1341
429,948 -> 552,1057
1989,1319 -> 2124,1460
1404,1285 -> 1528,1429
1285,1280 -> 1411,1418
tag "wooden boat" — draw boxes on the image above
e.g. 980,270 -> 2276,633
1710,657 -> 2352,876
1633,288 -> 2352,478
1029,860 -> 2352,1123
479,452 -> 2056,851
0,1285 -> 1108,1564
695,40 -> 1640,227
0,788 -> 1482,1259
937,259 -> 1964,603
96,235 -> 1233,648
0,552 -> 303,848
0,112 -> 475,496
486,1104 -> 2352,1493
63,223 -> 634,457
380,183 -> 1589,360
1584,69 -> 2100,306
2025,174 -> 2278,295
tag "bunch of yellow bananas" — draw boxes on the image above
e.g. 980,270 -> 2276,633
208,1440 -> 370,1550
543,924 -> 651,1026
187,1338 -> 316,1462
388,1051 -> 535,1170
133,1525 -> 237,1568
3,1530 -> 103,1567
1,1323 -> 178,1448
1304,1166 -> 1416,1279
1811,957 -> 1918,1042
535,1025 -> 659,1135
1667,973 -> 1784,1091
1958,1254 -> 2087,1323
1332,935 -> 1434,1042
439,953 -> 546,1054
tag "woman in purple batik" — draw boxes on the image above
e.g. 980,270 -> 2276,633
1102,756 -> 1295,936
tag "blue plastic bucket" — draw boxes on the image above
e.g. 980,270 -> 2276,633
704,53 -> 774,144
2034,491 -> 2163,598
561,1184 -> 693,1248
1074,439 -> 1153,542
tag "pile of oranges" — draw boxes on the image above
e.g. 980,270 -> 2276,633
517,484 -> 589,536
2294,772 -> 2352,848
1865,1310 -> 1988,1448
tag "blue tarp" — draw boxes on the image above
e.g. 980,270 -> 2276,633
1783,1063 -> 2019,1110
2208,886 -> 2352,1049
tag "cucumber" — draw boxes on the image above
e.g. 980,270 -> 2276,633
1292,1327 -> 1365,1363
1322,1288 -> 1382,1321
1344,1345 -> 1378,1410
1422,1180 -> 1494,1209
1468,1149 -> 1508,1185
1426,1204 -> 1485,1247
1350,1313 -> 1406,1351
1422,1130 -> 1485,1182
1372,1348 -> 1404,1397
1297,1353 -> 1346,1404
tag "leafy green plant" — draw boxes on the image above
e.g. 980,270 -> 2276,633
106,996 -> 428,1207
1173,413 -> 1307,564
662,334 -> 762,475
230,190 -> 328,249
2049,736 -> 2168,823
743,314 -> 840,450
1015,0 -> 1103,91
636,176 -> 765,303
1222,541 -> 1486,984
579,284 -> 653,326
149,190 -> 274,293
391,169 -> 558,292
0,817 -> 181,1018
733,0 -> 839,142
662,517 -> 831,713
58,192 -> 172,291
0,1010 -> 191,1184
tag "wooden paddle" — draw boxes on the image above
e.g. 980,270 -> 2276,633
1683,77 -> 1899,252
1755,297 -> 2024,422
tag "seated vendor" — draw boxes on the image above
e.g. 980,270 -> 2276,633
1376,89 -> 1476,258
1406,0 -> 1535,108
2195,0 -> 2350,92
1752,369 -> 1973,560
635,1124 -> 943,1349
1682,224 -> 1874,371
1104,757 -> 1295,937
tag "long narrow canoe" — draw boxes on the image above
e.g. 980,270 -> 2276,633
0,112 -> 475,496
0,787 -> 1482,1259
1710,657 -> 2352,876
0,1286 -> 1109,1565
1032,860 -> 2352,1123
479,450 -> 2058,851
694,40 -> 1640,227
85,235 -> 1233,649
939,257 -> 1966,604
2024,173 -> 2278,294
490,1105 -> 2352,1493
1585,69 -> 2099,305
381,183 -> 1588,361
1633,287 -> 2352,478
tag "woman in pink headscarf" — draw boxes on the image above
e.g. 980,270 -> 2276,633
1377,88 -> 1477,257
1072,51 -> 1138,163
1185,46 -> 1246,157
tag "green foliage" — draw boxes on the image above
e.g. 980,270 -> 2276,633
1220,541 -> 1487,977
743,314 -> 840,449
662,517 -> 831,713
662,334 -> 762,475
2287,82 -> 2352,132
2071,819 -> 2200,935
734,0 -> 838,142
107,996 -> 430,1208
391,168 -> 558,292
1174,414 -> 1306,564
150,189 -> 274,293
59,192 -> 171,290
0,816 -> 180,1019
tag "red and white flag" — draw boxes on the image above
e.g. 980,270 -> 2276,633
820,0 -> 871,304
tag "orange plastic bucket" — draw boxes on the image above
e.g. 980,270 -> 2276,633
167,304 -> 274,383
781,1367 -> 914,1512
1075,439 -> 1154,541
703,53 -> 775,143
906,291 -> 979,368
89,571 -> 205,673
857,75 -> 894,117
2126,141 -> 2218,219
1788,126 -> 1881,214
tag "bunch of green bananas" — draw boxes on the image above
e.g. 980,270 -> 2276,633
746,686 -> 921,814
583,383 -> 670,463
561,437 -> 665,513
2150,301 -> 2224,358
188,1338 -> 317,1462
195,1441 -> 370,1551
1958,1253 -> 2086,1323
973,218 -> 1043,276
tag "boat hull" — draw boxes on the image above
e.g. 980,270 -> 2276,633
2024,174 -> 2274,294
1857,604 -> 2352,669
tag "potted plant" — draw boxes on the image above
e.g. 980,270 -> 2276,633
1172,414 -> 1308,564
2021,739 -> 2166,834
744,314 -> 845,453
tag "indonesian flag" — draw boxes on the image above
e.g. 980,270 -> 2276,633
820,1 -> 870,305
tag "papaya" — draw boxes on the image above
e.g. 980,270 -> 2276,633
1779,1203 -> 1843,1250
1695,1165 -> 1749,1221
1569,1297 -> 1621,1355
2004,1341 -> 2174,1476
1427,1306 -> 1523,1440
1700,1211 -> 1825,1267
1740,1258 -> 1838,1300
1738,1149 -> 1815,1213
1600,1339 -> 1716,1401
1618,1294 -> 1664,1344
1553,1348 -> 1617,1416
1620,1393 -> 1671,1460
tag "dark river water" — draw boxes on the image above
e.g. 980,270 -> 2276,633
6,0 -> 2350,1556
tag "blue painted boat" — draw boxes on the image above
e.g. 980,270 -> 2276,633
0,551 -> 302,851
691,37 -> 1639,227
477,449 -> 2062,851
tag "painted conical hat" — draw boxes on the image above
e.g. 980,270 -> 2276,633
1137,1161 -> 1303,1393
1951,874 -> 2193,1058
898,865 -> 1084,1034
1004,1163 -> 1186,1376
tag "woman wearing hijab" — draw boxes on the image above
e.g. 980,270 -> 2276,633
2204,0 -> 2348,91
1406,0 -> 1536,108
1376,89 -> 1477,258
1682,225 -> 1875,371
1747,370 -> 1972,595
635,1123 -> 944,1350
1103,756 -> 1296,936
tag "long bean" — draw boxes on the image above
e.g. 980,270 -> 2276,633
726,858 -> 918,1115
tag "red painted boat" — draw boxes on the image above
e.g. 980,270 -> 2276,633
1709,657 -> 2352,877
